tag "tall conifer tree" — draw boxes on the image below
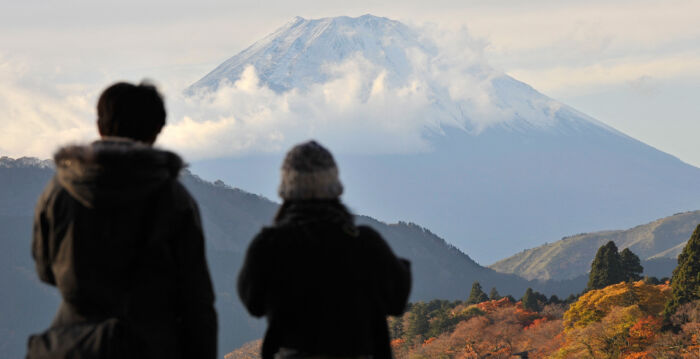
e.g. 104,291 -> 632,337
587,241 -> 625,290
489,287 -> 501,300
620,248 -> 644,281
467,281 -> 489,304
521,287 -> 540,312
664,224 -> 700,318
405,302 -> 429,342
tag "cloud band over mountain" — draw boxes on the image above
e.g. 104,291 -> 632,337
1,18 -> 573,160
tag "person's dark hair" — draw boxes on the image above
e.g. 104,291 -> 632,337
97,81 -> 166,143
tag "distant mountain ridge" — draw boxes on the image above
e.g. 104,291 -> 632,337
0,156 -> 584,358
184,14 -> 700,263
0,156 -> 53,169
489,210 -> 700,281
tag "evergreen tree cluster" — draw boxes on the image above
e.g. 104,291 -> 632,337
521,287 -> 548,312
467,281 -> 568,312
664,224 -> 700,319
587,241 -> 644,291
393,299 -> 471,344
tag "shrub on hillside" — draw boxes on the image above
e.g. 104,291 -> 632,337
556,282 -> 673,358
564,281 -> 670,329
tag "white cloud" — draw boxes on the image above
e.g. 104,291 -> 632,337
161,60 -> 437,159
0,23 -> 565,161
507,52 -> 700,95
457,0 -> 700,57
158,27 -> 521,159
445,0 -> 700,100
0,56 -> 96,159
2,26 -> 510,160
627,75 -> 661,97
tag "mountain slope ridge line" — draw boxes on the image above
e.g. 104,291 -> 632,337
490,210 -> 700,281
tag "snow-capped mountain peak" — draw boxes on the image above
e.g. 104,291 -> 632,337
187,14 -> 428,93
185,14 -> 614,136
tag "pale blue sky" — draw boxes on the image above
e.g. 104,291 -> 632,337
1,0 -> 699,166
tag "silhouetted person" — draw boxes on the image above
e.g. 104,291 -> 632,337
238,140 -> 412,359
30,82 -> 217,358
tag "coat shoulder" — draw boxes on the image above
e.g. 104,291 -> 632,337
356,224 -> 381,238
356,225 -> 397,254
163,179 -> 199,212
36,176 -> 74,212
249,226 -> 281,247
356,225 -> 387,247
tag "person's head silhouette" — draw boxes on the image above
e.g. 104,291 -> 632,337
278,140 -> 344,201
96,82 -> 166,145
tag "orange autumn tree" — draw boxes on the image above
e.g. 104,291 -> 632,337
627,316 -> 662,351
564,281 -> 670,329
475,297 -> 512,312
554,281 -> 671,358
623,352 -> 654,359
411,309 -> 521,358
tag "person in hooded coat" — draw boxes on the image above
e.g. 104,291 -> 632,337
238,140 -> 412,359
31,82 -> 217,358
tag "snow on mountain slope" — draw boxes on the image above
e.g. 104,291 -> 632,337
184,14 -> 616,137
188,15 -> 426,93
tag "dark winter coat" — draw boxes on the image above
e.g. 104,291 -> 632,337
32,138 -> 217,359
238,200 -> 411,359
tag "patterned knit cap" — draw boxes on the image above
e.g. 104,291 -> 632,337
278,140 -> 343,200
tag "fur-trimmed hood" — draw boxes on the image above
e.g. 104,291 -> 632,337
54,138 -> 184,208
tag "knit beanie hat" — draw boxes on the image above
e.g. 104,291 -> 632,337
278,140 -> 343,200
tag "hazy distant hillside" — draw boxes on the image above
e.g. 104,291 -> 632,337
0,156 -> 583,357
0,158 -> 59,357
489,211 -> 700,281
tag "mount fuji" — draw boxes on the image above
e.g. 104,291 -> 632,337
186,15 -> 429,94
185,15 -> 700,263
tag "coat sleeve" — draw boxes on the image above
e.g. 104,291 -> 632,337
361,226 -> 412,316
237,230 -> 270,317
175,195 -> 218,359
32,178 -> 57,285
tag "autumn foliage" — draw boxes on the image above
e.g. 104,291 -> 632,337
389,298 -> 566,358
555,281 -> 700,358
226,282 -> 700,359
224,340 -> 262,359
388,282 -> 698,359
475,297 -> 512,312
563,281 -> 670,329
